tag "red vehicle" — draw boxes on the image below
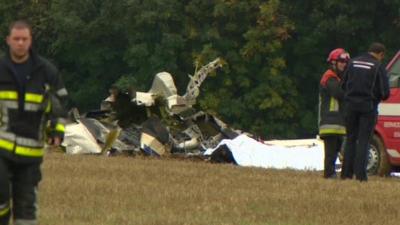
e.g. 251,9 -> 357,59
369,51 -> 400,175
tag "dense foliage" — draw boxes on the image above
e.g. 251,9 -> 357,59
0,0 -> 399,138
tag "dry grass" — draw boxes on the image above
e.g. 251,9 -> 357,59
38,152 -> 400,225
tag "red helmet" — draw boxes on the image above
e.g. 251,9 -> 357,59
327,48 -> 350,63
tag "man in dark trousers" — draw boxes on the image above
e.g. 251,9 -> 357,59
341,43 -> 390,181
0,20 -> 68,225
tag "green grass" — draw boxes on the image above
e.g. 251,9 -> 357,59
38,152 -> 400,225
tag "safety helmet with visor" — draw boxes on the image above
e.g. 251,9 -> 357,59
327,48 -> 350,63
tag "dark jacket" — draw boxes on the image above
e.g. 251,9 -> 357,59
319,69 -> 346,136
342,53 -> 390,112
0,50 -> 68,163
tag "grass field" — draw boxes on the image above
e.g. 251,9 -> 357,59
38,152 -> 400,225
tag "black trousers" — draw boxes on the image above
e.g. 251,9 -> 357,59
322,135 -> 343,178
341,108 -> 377,181
0,157 -> 41,225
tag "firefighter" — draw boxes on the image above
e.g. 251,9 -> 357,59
0,20 -> 68,225
341,43 -> 390,181
318,48 -> 350,178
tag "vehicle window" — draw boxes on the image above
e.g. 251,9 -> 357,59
388,55 -> 400,88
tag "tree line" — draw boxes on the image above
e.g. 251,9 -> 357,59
0,0 -> 399,138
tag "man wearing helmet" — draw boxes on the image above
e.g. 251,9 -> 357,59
341,43 -> 390,181
318,48 -> 350,178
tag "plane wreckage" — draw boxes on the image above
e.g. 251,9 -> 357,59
61,59 -> 333,173
62,58 -> 243,156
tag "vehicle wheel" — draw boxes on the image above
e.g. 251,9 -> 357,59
368,134 -> 391,176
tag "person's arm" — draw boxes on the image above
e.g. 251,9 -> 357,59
378,64 -> 390,101
371,63 -> 389,106
326,78 -> 344,100
46,63 -> 68,146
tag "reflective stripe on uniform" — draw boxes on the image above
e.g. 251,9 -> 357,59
25,93 -> 44,103
0,202 -> 10,217
24,103 -> 42,111
15,146 -> 44,157
16,137 -> 43,147
0,137 -> 44,157
0,131 -> 42,147
0,91 -> 43,103
0,101 -> 18,109
353,60 -> 374,66
55,123 -> 65,133
319,124 -> 346,135
0,105 -> 8,125
0,130 -> 15,141
329,97 -> 339,111
45,100 -> 51,113
320,129 -> 346,135
0,91 -> 17,100
0,138 -> 14,151
56,88 -> 68,97
0,100 -> 44,112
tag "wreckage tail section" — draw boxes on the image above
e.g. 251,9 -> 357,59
183,58 -> 224,106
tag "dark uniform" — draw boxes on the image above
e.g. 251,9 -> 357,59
341,53 -> 389,181
0,50 -> 67,225
319,69 -> 346,178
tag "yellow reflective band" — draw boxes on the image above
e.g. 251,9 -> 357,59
320,129 -> 346,135
0,204 -> 10,217
0,91 -> 17,100
25,93 -> 43,103
0,91 -> 43,103
55,123 -> 65,133
0,139 -> 14,151
0,138 -> 44,157
329,97 -> 338,111
45,100 -> 51,113
15,146 -> 44,157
